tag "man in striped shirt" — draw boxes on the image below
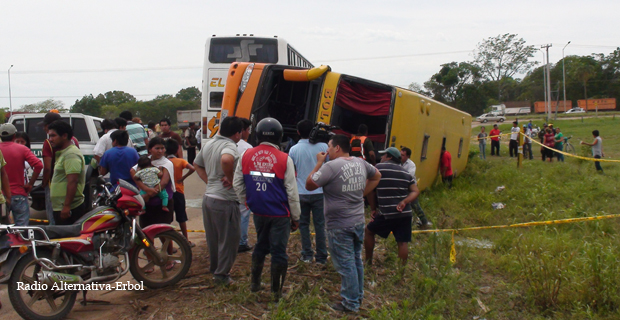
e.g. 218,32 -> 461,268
365,147 -> 420,265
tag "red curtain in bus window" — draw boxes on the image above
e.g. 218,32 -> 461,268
335,81 -> 391,116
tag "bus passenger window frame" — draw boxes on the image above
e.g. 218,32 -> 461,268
458,137 -> 463,158
421,134 -> 430,161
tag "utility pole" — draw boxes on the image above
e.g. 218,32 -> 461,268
541,50 -> 547,121
541,44 -> 552,122
8,65 -> 13,114
562,41 -> 571,112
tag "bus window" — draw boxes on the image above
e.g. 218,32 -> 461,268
421,135 -> 430,161
210,92 -> 223,109
209,38 -> 278,63
72,118 -> 90,142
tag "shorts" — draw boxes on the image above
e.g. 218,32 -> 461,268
366,214 -> 412,243
173,191 -> 188,223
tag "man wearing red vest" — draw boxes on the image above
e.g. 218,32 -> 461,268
233,118 -> 300,300
350,124 -> 376,165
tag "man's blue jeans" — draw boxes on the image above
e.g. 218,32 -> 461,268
478,143 -> 486,160
11,195 -> 30,226
327,222 -> 365,312
239,203 -> 251,246
299,194 -> 327,263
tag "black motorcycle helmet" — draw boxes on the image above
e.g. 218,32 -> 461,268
255,117 -> 283,145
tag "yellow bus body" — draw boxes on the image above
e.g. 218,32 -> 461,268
221,63 -> 472,191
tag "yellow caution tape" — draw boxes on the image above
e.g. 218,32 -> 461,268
413,213 -> 620,263
522,132 -> 620,163
471,132 -> 512,141
29,219 -> 49,223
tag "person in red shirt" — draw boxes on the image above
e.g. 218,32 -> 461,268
0,124 -> 43,226
489,124 -> 501,156
39,112 -> 79,225
440,147 -> 453,189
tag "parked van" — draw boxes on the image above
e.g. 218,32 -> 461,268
8,113 -> 104,211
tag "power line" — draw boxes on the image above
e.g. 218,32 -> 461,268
316,50 -> 474,63
0,94 -> 162,99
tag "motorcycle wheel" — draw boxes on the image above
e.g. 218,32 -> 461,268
8,251 -> 78,320
129,230 -> 192,289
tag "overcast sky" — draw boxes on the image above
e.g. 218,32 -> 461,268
1,0 -> 618,111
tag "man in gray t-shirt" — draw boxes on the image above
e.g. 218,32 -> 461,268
306,134 -> 380,313
193,116 -> 243,285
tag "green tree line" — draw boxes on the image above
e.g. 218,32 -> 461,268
69,86 -> 201,125
412,33 -> 620,116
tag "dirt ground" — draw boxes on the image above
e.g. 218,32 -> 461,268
0,170 -> 217,320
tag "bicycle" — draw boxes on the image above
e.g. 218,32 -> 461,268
564,136 -> 576,154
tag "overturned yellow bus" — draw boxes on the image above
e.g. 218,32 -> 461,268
220,63 -> 472,190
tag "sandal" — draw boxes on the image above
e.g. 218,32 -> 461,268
165,261 -> 176,271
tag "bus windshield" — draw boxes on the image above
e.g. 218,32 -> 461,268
209,38 -> 278,63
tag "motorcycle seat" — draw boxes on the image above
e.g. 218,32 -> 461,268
38,224 -> 82,240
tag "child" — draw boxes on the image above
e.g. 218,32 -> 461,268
133,155 -> 169,212
165,139 -> 195,245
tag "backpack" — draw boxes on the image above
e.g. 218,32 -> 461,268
350,135 -> 367,159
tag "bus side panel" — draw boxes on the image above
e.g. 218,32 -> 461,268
390,89 -> 471,191
236,66 -> 265,120
316,72 -> 341,124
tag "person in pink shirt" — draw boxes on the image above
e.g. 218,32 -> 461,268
0,124 -> 43,226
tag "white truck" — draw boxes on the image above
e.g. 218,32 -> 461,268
177,110 -> 201,130
490,104 -> 531,116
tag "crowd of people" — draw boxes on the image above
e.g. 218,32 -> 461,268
476,120 -> 605,172
0,109 -> 461,313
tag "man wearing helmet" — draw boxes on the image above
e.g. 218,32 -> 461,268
233,118 -> 301,300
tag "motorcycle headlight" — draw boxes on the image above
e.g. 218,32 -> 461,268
239,63 -> 254,94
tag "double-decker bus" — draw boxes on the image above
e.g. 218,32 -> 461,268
200,35 -> 313,139
218,63 -> 472,191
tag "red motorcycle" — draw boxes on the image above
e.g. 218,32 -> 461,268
0,179 -> 192,320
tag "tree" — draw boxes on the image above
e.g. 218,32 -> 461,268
571,57 -> 598,113
71,94 -> 101,116
407,82 -> 425,94
473,33 -> 538,100
175,87 -> 201,102
423,62 -> 486,115
96,91 -> 136,106
18,99 -> 66,113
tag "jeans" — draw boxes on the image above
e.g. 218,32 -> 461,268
239,203 -> 251,246
509,140 -> 518,157
299,194 -> 327,263
523,143 -> 533,160
478,143 -> 486,160
555,144 -> 564,162
412,199 -> 428,225
328,222 -> 365,312
594,155 -> 603,171
253,215 -> 291,266
11,195 -> 30,226
491,140 -> 500,156
44,186 -> 55,225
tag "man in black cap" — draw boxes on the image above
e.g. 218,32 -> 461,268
40,112 -> 79,225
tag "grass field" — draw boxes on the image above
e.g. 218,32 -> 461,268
126,117 -> 620,320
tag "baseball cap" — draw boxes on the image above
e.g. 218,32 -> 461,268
378,147 -> 401,159
0,123 -> 17,138
37,112 -> 62,127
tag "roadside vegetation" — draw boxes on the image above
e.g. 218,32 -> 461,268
115,117 -> 620,319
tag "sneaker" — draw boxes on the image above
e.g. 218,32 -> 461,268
330,302 -> 354,313
300,257 -> 312,263
238,244 -> 253,253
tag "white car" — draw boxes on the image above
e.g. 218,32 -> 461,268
476,113 -> 506,123
565,108 -> 585,114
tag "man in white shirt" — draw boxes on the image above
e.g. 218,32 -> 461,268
509,121 -> 520,158
93,118 -> 133,163
400,147 -> 431,229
